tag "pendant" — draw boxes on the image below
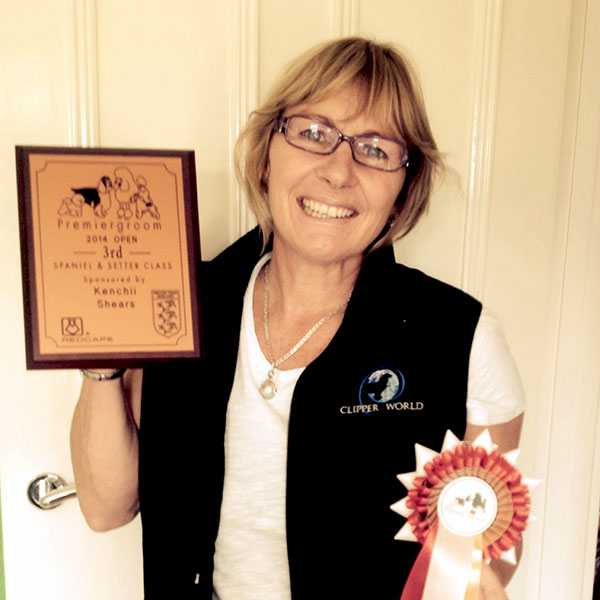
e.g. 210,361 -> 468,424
259,369 -> 277,400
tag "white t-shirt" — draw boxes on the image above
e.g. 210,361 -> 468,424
212,253 -> 525,600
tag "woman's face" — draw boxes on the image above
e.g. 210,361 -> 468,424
266,82 -> 407,269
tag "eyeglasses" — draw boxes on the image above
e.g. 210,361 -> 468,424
273,114 -> 409,172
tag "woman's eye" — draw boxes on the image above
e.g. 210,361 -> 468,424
361,144 -> 388,160
300,127 -> 327,143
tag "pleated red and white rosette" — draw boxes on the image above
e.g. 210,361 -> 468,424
391,430 -> 536,600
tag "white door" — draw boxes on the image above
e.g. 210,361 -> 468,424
1,1 -> 599,599
1,1 -> 233,597
0,3 -> 143,597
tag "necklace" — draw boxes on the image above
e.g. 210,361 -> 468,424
259,262 -> 352,400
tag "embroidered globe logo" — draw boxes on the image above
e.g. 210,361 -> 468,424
362,368 -> 404,403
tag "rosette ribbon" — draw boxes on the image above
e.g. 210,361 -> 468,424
391,430 -> 537,600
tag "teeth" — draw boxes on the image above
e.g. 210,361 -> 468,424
301,198 -> 355,219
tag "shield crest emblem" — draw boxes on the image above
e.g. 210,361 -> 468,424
152,290 -> 181,338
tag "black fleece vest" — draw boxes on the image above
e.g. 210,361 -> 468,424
139,229 -> 482,599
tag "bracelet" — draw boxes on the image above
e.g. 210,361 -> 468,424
80,368 -> 126,381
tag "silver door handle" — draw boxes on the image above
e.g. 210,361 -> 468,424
28,473 -> 77,510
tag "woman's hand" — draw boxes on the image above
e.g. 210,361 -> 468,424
466,414 -> 523,599
479,562 -> 509,599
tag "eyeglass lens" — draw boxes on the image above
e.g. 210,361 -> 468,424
282,115 -> 408,171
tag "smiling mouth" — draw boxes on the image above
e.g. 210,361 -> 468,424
300,198 -> 356,219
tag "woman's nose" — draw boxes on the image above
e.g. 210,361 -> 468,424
316,139 -> 357,188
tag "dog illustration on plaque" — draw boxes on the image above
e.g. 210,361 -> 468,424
114,167 -> 160,220
57,167 -> 160,220
58,176 -> 114,217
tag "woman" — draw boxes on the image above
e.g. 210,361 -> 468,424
71,37 -> 524,599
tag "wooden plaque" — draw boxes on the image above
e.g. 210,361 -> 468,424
16,146 -> 202,369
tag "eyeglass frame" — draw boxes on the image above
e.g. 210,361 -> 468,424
272,114 -> 410,172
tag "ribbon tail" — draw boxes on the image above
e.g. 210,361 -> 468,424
399,523 -> 479,600
420,521 -> 477,600
400,520 -> 439,600
463,534 -> 483,600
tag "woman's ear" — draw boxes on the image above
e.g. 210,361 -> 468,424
261,161 -> 270,191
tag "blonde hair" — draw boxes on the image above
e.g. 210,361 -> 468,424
235,36 -> 443,249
